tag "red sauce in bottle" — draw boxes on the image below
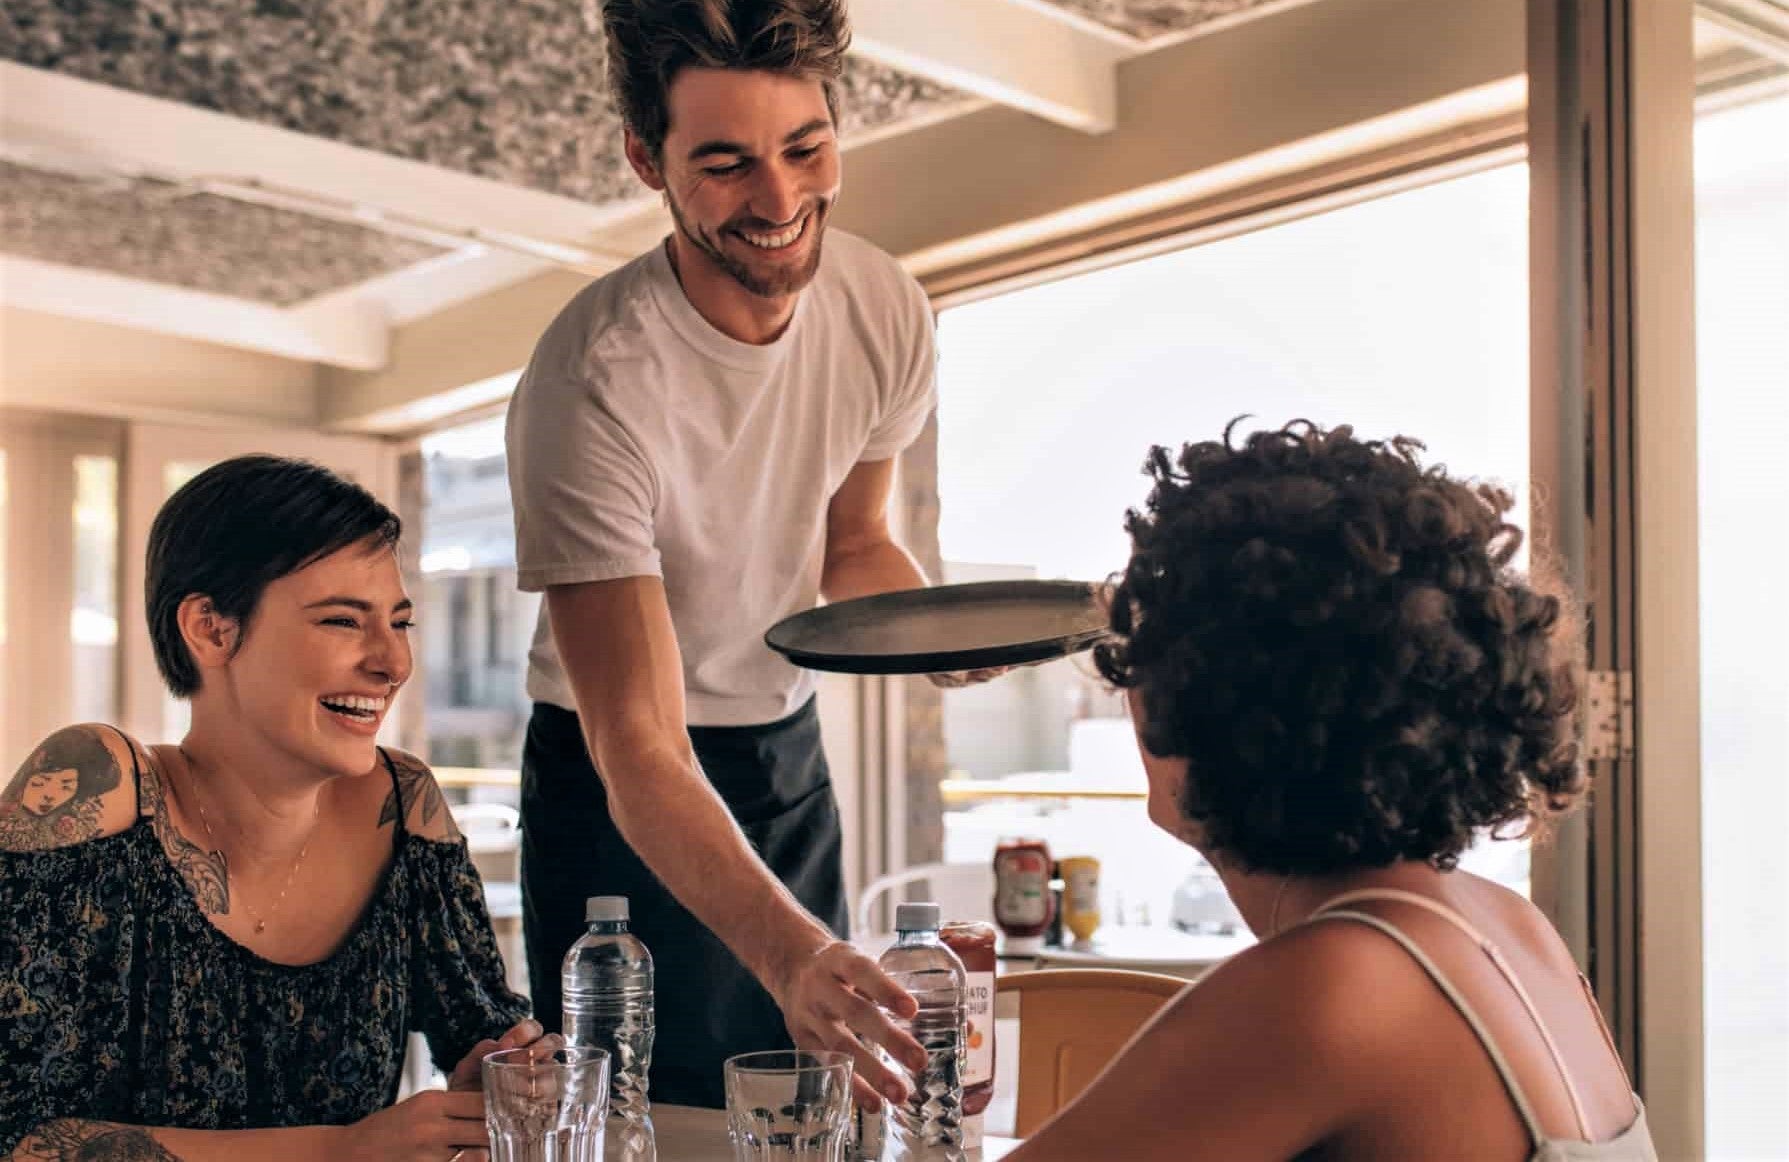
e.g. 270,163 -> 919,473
940,920 -> 997,1116
993,837 -> 1055,954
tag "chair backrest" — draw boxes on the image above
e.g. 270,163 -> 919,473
996,968 -> 1186,1136
855,861 -> 994,935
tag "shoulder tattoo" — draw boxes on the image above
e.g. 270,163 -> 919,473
139,763 -> 231,916
378,750 -> 459,839
0,728 -> 122,851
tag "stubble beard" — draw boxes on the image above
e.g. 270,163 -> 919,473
666,192 -> 830,300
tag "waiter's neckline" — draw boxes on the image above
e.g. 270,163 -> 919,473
646,240 -> 810,372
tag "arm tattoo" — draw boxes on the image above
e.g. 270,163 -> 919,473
139,764 -> 230,916
16,1119 -> 183,1160
378,750 -> 459,838
0,728 -> 121,850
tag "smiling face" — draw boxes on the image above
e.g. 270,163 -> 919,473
630,67 -> 840,304
204,539 -> 414,778
21,769 -> 79,816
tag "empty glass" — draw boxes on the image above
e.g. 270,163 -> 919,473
482,1044 -> 610,1162
724,1050 -> 855,1161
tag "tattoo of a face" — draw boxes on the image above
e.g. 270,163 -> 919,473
378,750 -> 459,838
20,1120 -> 183,1160
140,763 -> 231,915
0,728 -> 121,850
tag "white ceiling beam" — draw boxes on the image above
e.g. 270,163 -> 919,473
0,63 -> 645,250
0,254 -> 390,370
849,0 -> 1133,133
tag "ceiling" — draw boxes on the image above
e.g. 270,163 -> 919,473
3,0 -> 1778,428
0,0 -> 1292,376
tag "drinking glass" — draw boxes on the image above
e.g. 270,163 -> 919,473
482,1044 -> 610,1162
724,1049 -> 855,1161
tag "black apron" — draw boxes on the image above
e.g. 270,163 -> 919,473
519,697 -> 849,1109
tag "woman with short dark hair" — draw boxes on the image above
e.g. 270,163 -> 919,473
1009,422 -> 1655,1161
0,455 -> 541,1161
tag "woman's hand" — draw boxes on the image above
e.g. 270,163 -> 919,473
342,1088 -> 490,1162
447,1018 -> 559,1091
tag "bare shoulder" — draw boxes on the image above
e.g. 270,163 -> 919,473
0,724 -> 142,852
376,747 -> 462,843
1163,919 -> 1435,1065
1024,924 -> 1427,1159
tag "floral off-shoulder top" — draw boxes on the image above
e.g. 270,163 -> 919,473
0,746 -> 530,1152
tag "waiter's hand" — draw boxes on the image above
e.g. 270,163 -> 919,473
771,939 -> 928,1111
927,665 -> 1010,689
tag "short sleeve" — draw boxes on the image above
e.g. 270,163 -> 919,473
860,272 -> 938,463
407,839 -> 532,1074
505,311 -> 662,593
0,844 -> 140,1152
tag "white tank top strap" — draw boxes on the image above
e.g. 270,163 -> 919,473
1307,908 -> 1550,1149
1312,889 -> 1593,1140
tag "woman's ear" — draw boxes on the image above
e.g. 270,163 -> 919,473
175,594 -> 240,673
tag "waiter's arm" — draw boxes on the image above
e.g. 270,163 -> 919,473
824,458 -> 1007,687
545,577 -> 925,1106
820,458 -> 927,602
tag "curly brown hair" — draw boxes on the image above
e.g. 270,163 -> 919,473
1094,421 -> 1586,876
602,0 -> 851,158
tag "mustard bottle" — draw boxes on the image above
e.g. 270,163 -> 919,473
1059,855 -> 1101,944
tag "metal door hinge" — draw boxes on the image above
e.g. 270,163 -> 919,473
1584,670 -> 1634,761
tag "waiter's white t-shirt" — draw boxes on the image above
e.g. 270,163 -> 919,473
505,230 -> 937,726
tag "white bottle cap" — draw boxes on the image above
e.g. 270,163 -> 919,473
894,902 -> 942,932
586,895 -> 629,923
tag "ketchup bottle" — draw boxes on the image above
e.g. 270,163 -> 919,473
993,837 -> 1054,956
941,920 -> 997,1149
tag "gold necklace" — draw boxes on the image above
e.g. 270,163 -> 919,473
177,746 -> 319,936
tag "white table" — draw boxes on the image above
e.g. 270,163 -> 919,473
1031,925 -> 1254,979
622,1104 -> 1020,1160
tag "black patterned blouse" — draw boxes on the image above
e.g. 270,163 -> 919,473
0,796 -> 530,1152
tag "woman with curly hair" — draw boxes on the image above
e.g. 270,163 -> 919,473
1008,421 -> 1654,1161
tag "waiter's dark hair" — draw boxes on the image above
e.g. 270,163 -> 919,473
1095,420 -> 1586,876
602,0 -> 851,158
146,455 -> 401,697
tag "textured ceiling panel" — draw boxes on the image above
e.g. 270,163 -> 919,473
0,1 -> 971,206
0,160 -> 445,305
1042,0 -> 1289,41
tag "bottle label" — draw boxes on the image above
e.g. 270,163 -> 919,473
961,971 -> 995,1087
994,849 -> 1049,927
1065,863 -> 1099,913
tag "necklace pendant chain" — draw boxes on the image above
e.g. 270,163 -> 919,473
178,745 -> 319,935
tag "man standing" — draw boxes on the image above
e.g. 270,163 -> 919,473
506,0 -> 957,1111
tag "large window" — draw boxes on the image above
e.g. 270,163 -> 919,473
0,412 -> 122,763
418,415 -> 535,779
933,163 -> 1533,930
1695,89 -> 1789,1162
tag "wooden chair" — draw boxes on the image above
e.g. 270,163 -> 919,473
996,968 -> 1187,1136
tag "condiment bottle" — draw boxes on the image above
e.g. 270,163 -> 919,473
1059,855 -> 1102,944
940,920 -> 997,1148
992,837 -> 1054,956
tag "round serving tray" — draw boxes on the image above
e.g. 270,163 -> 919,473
765,579 -> 1110,675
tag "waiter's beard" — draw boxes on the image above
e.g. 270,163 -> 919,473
665,192 -> 831,300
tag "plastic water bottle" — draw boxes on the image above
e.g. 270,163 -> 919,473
562,896 -> 655,1152
878,902 -> 967,1160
